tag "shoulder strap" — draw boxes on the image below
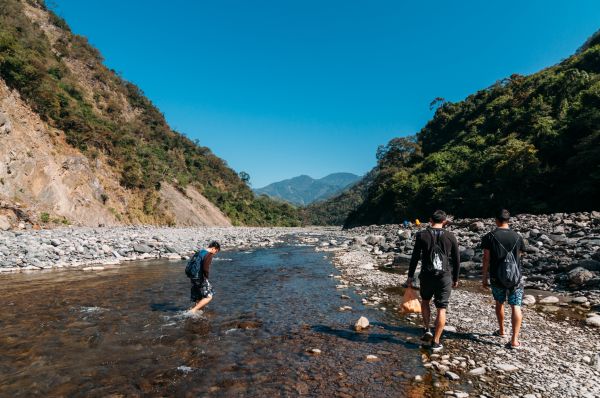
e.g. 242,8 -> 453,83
491,230 -> 519,255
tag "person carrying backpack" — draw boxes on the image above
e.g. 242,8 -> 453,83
407,210 -> 460,352
481,209 -> 526,349
186,241 -> 221,314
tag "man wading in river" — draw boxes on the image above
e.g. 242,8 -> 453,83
481,209 -> 526,349
186,241 -> 220,314
407,210 -> 460,352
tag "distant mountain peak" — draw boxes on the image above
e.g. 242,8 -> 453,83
255,173 -> 361,206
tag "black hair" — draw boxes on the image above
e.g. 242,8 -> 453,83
431,210 -> 447,223
495,209 -> 510,222
208,241 -> 221,251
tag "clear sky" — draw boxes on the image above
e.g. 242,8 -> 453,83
50,0 -> 600,188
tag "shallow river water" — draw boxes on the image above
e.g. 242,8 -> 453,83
0,246 -> 462,397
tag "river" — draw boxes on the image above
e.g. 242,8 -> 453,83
0,245 -> 462,397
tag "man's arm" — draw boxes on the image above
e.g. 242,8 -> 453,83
407,234 -> 422,283
482,249 -> 490,288
202,252 -> 214,279
450,235 -> 460,286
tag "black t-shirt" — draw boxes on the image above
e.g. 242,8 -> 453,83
481,228 -> 525,287
408,228 -> 461,282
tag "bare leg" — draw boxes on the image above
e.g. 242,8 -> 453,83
421,299 -> 431,330
190,296 -> 212,313
433,308 -> 446,344
510,305 -> 522,346
495,301 -> 505,336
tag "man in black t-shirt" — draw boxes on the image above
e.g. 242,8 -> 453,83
481,209 -> 526,349
407,210 -> 460,352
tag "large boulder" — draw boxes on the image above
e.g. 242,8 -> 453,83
351,236 -> 367,246
469,221 -> 485,232
365,235 -> 385,246
460,248 -> 475,262
568,267 -> 595,286
397,229 -> 412,241
393,254 -> 412,266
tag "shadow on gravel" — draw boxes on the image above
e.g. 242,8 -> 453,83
441,330 -> 503,348
311,324 -> 419,349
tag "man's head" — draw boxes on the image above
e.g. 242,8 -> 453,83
495,208 -> 510,227
429,210 -> 447,226
208,241 -> 221,254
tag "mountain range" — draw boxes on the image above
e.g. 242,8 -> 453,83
254,173 -> 360,206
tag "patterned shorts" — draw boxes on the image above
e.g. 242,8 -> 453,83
191,279 -> 214,302
491,285 -> 524,306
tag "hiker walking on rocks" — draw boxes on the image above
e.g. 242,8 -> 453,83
186,241 -> 221,314
481,209 -> 526,349
407,210 -> 460,352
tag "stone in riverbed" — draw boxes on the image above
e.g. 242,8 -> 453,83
445,370 -> 460,381
468,367 -> 486,376
495,363 -> 518,372
568,267 -> 595,285
585,316 -> 600,327
365,354 -> 379,362
522,295 -> 536,305
354,316 -> 370,331
469,221 -> 484,232
307,348 -> 321,355
133,244 -> 153,253
539,296 -> 559,304
366,235 -> 385,246
571,296 -> 589,304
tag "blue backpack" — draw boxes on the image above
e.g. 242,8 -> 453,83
185,249 -> 208,279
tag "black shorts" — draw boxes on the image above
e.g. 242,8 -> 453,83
190,278 -> 214,302
419,273 -> 452,309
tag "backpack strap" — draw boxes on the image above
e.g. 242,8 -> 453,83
491,230 -> 519,255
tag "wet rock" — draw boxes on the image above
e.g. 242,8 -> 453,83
354,316 -> 370,331
539,296 -> 560,304
572,259 -> 600,272
568,267 -> 595,286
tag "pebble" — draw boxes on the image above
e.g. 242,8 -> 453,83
365,354 -> 379,362
354,316 -> 370,331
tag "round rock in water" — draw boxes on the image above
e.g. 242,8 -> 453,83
539,296 -> 560,304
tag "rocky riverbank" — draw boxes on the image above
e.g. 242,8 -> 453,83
321,211 -> 600,398
0,226 -> 342,272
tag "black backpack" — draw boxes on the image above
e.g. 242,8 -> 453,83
492,232 -> 521,289
185,249 -> 208,279
425,229 -> 449,274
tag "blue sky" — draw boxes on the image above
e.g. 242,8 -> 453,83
50,1 -> 600,188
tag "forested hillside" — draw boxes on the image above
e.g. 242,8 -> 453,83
344,32 -> 600,227
0,0 -> 299,226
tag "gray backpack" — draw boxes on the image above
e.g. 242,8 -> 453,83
492,232 -> 521,289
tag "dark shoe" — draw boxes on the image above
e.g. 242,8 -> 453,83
421,330 -> 433,342
431,342 -> 443,352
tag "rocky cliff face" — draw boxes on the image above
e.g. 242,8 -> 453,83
0,1 -> 233,229
0,78 -> 230,229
